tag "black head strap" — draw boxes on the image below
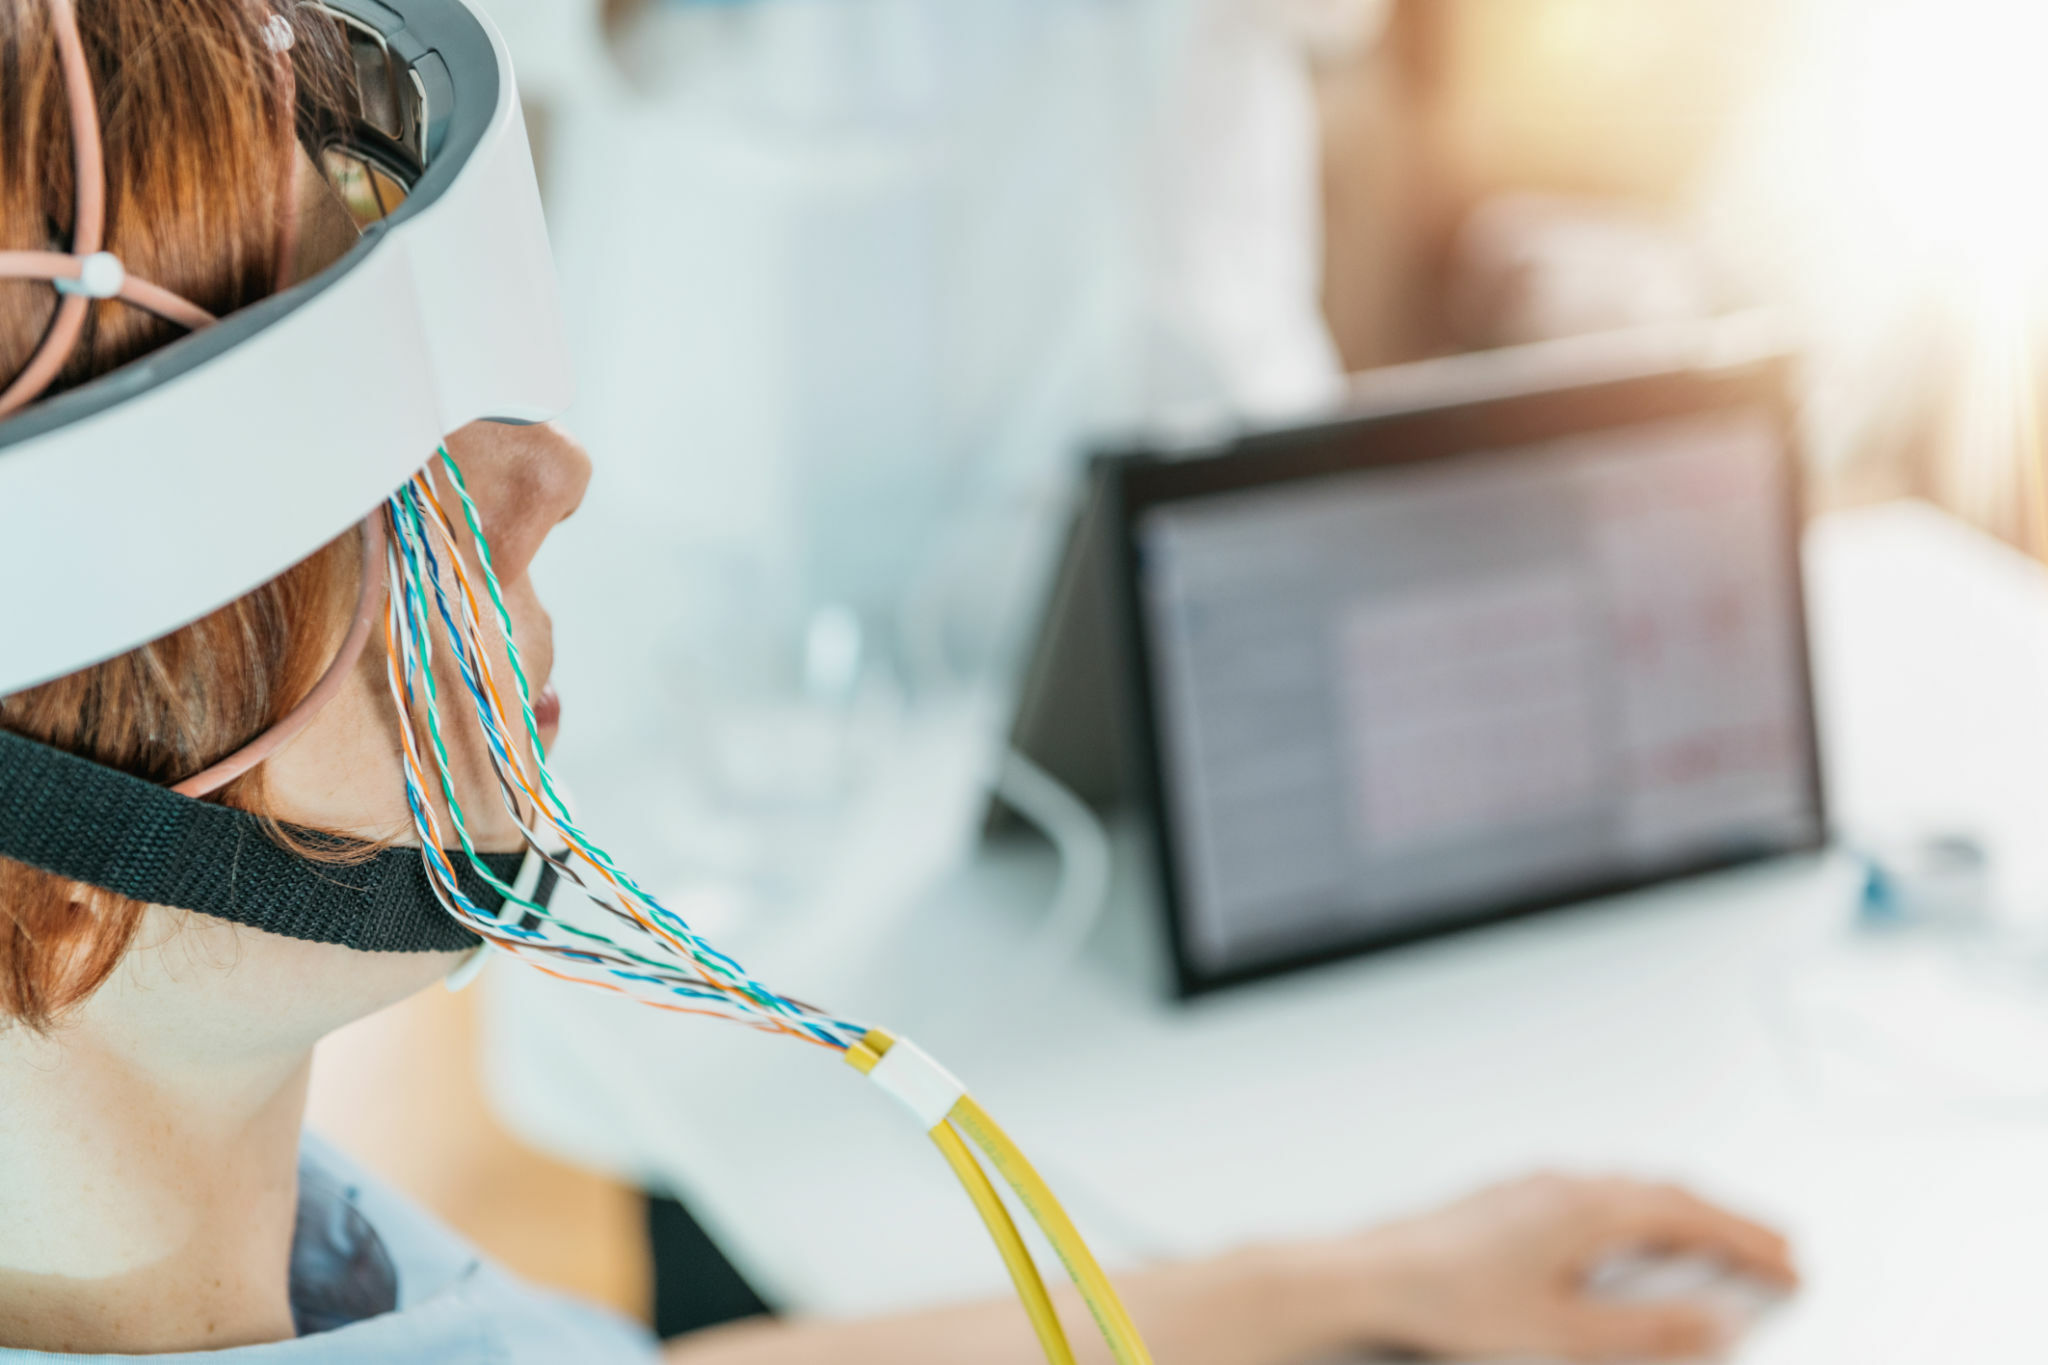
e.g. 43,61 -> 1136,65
0,726 -> 546,952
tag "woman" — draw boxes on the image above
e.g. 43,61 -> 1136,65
0,1 -> 1795,1360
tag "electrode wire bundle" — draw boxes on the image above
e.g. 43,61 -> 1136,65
381,448 -> 1154,1365
379,455 -> 857,1046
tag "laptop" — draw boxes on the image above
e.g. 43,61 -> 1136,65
1010,323 -> 1828,996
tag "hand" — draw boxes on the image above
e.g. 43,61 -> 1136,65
1313,1173 -> 1798,1362
661,1174 -> 1797,1365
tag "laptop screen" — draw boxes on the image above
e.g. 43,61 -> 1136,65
1128,401 -> 1823,986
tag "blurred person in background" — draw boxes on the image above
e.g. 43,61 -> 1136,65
482,0 -> 1396,911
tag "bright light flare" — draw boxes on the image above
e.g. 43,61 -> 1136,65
1845,0 -> 2048,292
1713,0 -> 2048,547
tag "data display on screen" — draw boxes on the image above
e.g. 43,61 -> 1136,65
1134,408 -> 1821,979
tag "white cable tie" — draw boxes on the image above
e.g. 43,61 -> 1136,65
52,251 -> 124,299
262,13 -> 295,52
867,1036 -> 967,1131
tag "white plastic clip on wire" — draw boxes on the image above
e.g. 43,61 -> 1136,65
866,1034 -> 968,1131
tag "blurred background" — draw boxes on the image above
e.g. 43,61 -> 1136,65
306,0 -> 2048,1337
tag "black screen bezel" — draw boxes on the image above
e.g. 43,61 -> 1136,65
1099,356 -> 1828,999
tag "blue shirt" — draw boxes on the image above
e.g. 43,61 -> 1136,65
0,1136 -> 661,1363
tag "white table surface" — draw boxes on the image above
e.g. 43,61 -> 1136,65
486,500 -> 2048,1360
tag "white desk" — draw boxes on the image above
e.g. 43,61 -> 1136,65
487,501 -> 2048,1360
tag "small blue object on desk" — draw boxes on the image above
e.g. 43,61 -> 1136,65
1854,832 -> 1990,929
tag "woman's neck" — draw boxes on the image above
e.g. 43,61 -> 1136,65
0,1004 -> 310,1353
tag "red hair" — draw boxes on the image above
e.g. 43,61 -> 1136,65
0,0 -> 358,1029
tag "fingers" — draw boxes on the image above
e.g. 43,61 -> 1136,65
1596,1181 -> 1798,1288
1544,1300 -> 1725,1363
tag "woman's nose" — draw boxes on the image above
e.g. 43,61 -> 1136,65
441,420 -> 591,581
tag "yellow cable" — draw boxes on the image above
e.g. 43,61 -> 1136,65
846,1029 -> 1154,1365
928,1120 -> 1079,1365
948,1095 -> 1156,1365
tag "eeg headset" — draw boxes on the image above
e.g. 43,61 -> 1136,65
0,4 -> 1154,1361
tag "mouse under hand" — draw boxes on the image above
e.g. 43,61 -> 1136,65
1312,1174 -> 1797,1363
1577,1251 -> 1791,1361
